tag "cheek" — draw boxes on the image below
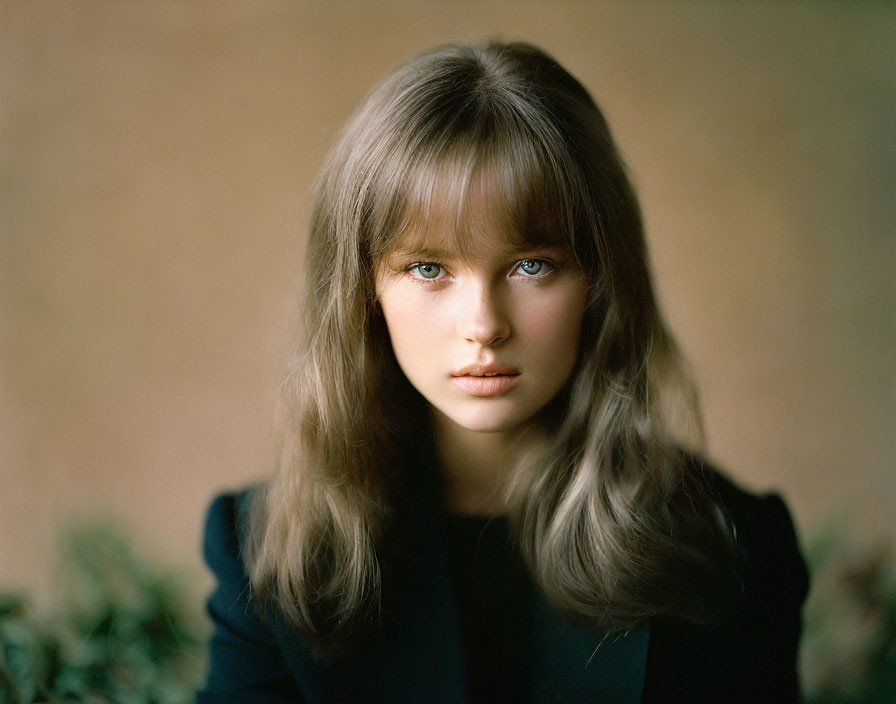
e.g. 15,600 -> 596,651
379,294 -> 443,365
521,289 -> 588,361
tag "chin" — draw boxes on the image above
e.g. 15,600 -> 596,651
440,404 -> 536,435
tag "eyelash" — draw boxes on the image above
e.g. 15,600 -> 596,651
402,258 -> 557,283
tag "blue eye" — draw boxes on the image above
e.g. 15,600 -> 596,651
517,259 -> 548,276
410,262 -> 443,280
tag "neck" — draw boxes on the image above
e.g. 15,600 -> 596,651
430,411 -> 523,516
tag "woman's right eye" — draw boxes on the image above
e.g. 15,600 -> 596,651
407,262 -> 444,280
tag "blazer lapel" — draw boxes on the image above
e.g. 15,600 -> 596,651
531,596 -> 650,703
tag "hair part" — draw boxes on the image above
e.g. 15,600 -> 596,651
248,40 -> 739,653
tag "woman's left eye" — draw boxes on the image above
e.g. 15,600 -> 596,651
516,258 -> 552,277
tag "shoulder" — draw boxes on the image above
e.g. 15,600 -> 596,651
199,488 -> 309,701
705,466 -> 808,597
644,461 -> 810,703
202,489 -> 255,578
200,486 -> 265,643
705,465 -> 801,547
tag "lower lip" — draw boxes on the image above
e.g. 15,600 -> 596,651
451,374 -> 520,397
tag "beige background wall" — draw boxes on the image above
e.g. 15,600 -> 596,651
2,1 -> 894,602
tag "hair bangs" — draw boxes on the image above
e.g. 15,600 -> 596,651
367,120 -> 586,269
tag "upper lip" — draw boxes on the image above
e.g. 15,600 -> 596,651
452,363 -> 520,377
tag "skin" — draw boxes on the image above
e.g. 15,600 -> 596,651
375,215 -> 589,514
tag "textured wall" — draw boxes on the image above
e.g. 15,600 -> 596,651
2,0 -> 894,601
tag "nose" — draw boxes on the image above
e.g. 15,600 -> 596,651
457,281 -> 511,346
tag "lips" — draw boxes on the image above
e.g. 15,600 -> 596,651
453,363 -> 520,377
451,363 -> 521,397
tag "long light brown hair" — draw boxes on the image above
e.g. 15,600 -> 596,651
248,40 -> 739,651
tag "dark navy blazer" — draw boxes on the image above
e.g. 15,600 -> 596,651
197,470 -> 808,703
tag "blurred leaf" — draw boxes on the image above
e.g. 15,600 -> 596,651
0,520 -> 206,703
802,520 -> 896,704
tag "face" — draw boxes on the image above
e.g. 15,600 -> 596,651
374,219 -> 589,438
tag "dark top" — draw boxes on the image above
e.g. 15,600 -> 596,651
444,515 -> 534,701
197,467 -> 809,703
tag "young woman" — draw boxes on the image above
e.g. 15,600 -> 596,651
198,41 -> 808,703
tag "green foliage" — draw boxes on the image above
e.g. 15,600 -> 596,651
802,523 -> 896,704
0,524 -> 206,704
